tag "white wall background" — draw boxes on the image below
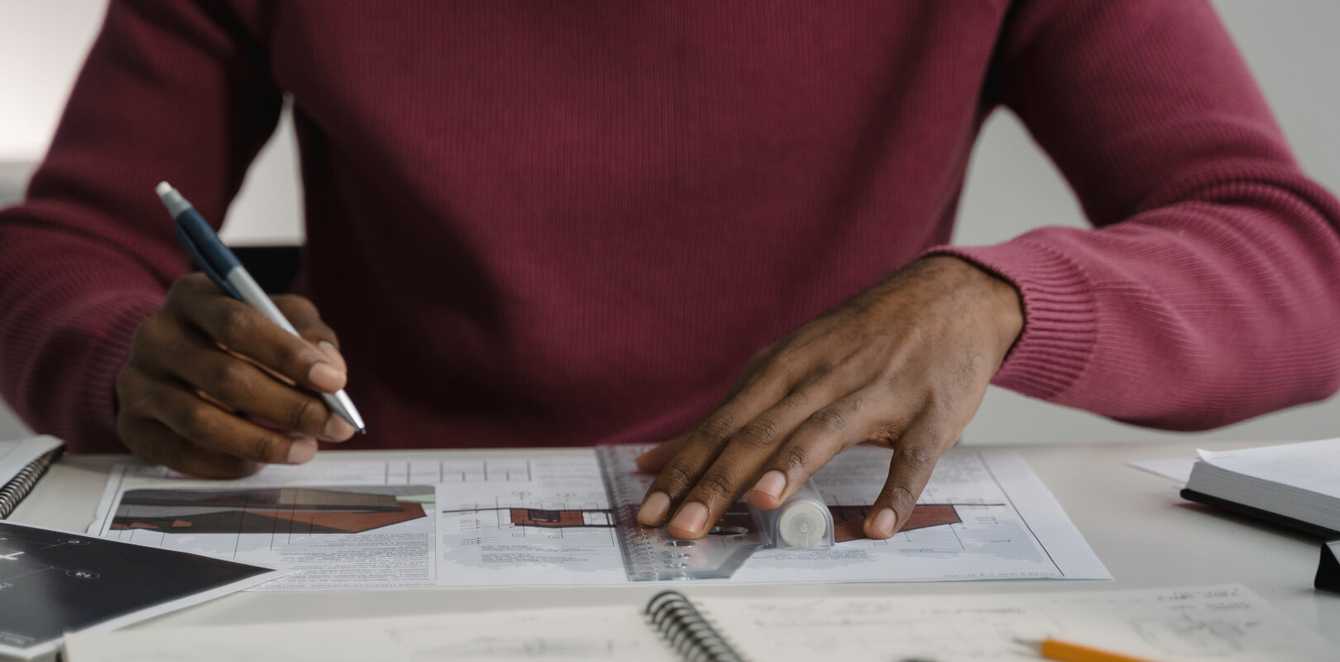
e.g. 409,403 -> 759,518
2,1 -> 1338,445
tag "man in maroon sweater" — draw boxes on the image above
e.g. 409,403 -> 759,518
2,2 -> 1339,541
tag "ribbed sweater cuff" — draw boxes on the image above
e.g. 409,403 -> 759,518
77,292 -> 163,452
923,240 -> 1097,401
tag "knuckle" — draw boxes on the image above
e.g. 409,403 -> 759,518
810,406 -> 848,432
778,445 -> 810,472
289,397 -> 323,433
132,314 -> 172,353
771,349 -> 803,377
867,421 -> 903,446
167,274 -> 211,307
178,403 -> 214,439
695,471 -> 736,503
805,360 -> 834,381
659,459 -> 698,494
895,444 -> 935,469
165,277 -> 192,302
696,414 -> 735,443
278,341 -> 314,371
250,434 -> 286,463
919,417 -> 955,445
216,306 -> 254,346
890,485 -> 918,508
116,372 -> 157,417
745,345 -> 773,371
211,360 -> 254,400
734,417 -> 780,449
115,375 -> 153,419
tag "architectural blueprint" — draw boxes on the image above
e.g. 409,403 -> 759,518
89,446 -> 1108,590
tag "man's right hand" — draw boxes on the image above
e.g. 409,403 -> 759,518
115,273 -> 356,478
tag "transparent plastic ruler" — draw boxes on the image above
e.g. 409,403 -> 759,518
596,445 -> 767,582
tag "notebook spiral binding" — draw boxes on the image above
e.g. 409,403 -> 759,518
0,449 -> 61,519
645,590 -> 747,662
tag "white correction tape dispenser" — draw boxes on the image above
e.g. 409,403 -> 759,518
749,481 -> 835,549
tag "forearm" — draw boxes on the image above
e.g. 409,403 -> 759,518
0,224 -> 165,450
0,0 -> 282,450
933,166 -> 1340,429
961,0 -> 1340,429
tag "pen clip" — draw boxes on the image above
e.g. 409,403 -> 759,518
175,223 -> 242,300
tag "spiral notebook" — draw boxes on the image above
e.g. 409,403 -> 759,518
63,584 -> 1334,661
0,436 -> 63,519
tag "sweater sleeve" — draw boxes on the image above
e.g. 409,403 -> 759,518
0,1 -> 281,451
929,0 -> 1340,430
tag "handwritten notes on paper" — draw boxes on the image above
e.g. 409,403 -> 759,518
703,584 -> 1332,662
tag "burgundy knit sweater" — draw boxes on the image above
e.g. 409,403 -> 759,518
3,1 -> 1339,453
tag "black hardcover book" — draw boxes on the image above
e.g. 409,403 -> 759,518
0,521 -> 276,659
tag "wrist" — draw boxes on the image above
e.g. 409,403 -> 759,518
919,255 -> 1024,362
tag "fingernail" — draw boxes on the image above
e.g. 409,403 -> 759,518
669,502 -> 709,537
308,362 -> 346,392
747,471 -> 786,503
318,341 -> 346,372
869,508 -> 897,539
287,439 -> 318,464
637,492 -> 670,526
323,415 -> 356,441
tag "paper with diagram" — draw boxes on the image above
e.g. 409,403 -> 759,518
88,446 -> 1108,590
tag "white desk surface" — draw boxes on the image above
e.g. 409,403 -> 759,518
11,440 -> 1340,643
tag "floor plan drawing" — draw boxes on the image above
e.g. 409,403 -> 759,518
91,447 -> 1109,590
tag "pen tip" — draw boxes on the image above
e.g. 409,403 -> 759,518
155,181 -> 174,197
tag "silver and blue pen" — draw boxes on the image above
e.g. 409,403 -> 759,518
155,181 -> 366,434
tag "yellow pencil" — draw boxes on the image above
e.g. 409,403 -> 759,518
1016,637 -> 1156,662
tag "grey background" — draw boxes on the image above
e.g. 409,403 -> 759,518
2,1 -> 1337,445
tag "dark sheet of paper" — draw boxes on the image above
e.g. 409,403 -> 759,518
0,521 -> 272,655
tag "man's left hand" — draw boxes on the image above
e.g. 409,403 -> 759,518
635,256 -> 1023,540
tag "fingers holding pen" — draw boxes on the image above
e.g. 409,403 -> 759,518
166,275 -> 346,394
133,301 -> 355,442
118,415 -> 259,480
116,368 -> 318,469
116,185 -> 364,478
